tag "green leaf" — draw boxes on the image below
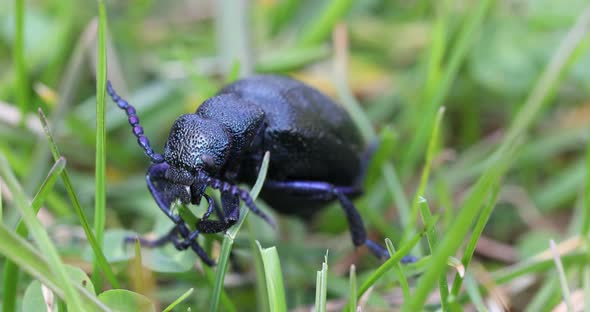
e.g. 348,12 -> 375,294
93,0 -> 108,290
163,288 -> 193,312
38,109 -> 119,289
98,290 -> 155,312
257,242 -> 287,312
0,155 -> 87,311
22,265 -> 96,312
0,223 -> 109,311
314,253 -> 328,312
23,281 -> 54,312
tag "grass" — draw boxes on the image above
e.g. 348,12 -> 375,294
93,0 -> 108,290
2,1 -> 590,311
13,0 -> 29,120
209,151 -> 270,312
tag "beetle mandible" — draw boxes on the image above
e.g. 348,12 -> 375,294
107,74 -> 412,265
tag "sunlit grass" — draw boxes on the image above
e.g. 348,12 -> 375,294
1,1 -> 590,311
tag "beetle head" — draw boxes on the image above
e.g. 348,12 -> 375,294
164,114 -> 230,185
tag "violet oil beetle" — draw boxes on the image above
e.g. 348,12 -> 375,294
107,75 -> 413,265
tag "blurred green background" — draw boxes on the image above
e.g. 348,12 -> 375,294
1,0 -> 590,311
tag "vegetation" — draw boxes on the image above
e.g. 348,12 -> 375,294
1,0 -> 590,311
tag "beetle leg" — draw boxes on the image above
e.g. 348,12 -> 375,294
263,180 -> 416,263
125,226 -> 179,248
198,172 -> 276,228
130,162 -> 215,265
146,163 -> 190,224
201,193 -> 217,220
196,192 -> 239,233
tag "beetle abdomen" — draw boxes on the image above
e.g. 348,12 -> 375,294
218,75 -> 364,186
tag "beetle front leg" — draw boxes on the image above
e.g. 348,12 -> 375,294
129,163 -> 215,265
196,192 -> 239,233
263,180 -> 416,263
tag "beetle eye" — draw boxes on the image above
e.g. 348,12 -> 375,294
200,154 -> 216,171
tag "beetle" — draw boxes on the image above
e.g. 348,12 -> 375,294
107,74 -> 412,266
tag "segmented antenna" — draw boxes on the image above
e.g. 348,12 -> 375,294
197,171 -> 276,228
106,81 -> 164,163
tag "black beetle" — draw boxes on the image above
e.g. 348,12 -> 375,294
107,75 -> 410,266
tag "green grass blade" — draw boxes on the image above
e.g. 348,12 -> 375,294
38,109 -> 120,288
246,221 -> 270,312
422,0 -> 452,102
504,8 -> 590,148
401,0 -> 493,176
163,288 -> 194,312
348,265 -> 357,312
492,253 -> 585,285
298,0 -> 353,47
403,107 -> 445,251
256,46 -> 330,73
0,223 -> 110,311
403,107 -> 448,308
203,266 -> 237,312
2,156 -> 67,312
0,154 -> 86,310
0,167 -> 2,222
14,0 -> 29,119
402,149 -> 513,312
385,239 -> 410,301
383,163 -> 411,230
550,240 -> 572,311
581,120 -> 590,235
314,253 -> 328,312
463,273 -> 489,312
210,151 -> 270,312
93,0 -> 108,290
342,221 -> 432,311
403,5 -> 590,310
584,261 -> 590,312
257,242 -> 287,312
450,184 -> 500,297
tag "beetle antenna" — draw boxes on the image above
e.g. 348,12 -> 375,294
106,81 -> 164,163
197,172 -> 276,229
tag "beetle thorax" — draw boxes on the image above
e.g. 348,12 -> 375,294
164,114 -> 230,177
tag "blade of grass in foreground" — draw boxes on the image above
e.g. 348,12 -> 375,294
403,5 -> 590,310
3,156 -> 67,312
162,288 -> 194,312
402,148 -> 513,312
450,184 -> 500,297
0,176 -> 2,221
203,265 -> 236,312
0,223 -> 110,311
385,239 -> 410,301
550,240 -> 573,311
348,265 -> 357,312
257,242 -> 287,312
0,155 -> 86,311
38,109 -> 119,288
403,107 -> 445,245
342,220 -> 434,312
93,0 -> 108,290
246,221 -> 269,312
210,151 -> 270,312
314,253 -> 328,312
